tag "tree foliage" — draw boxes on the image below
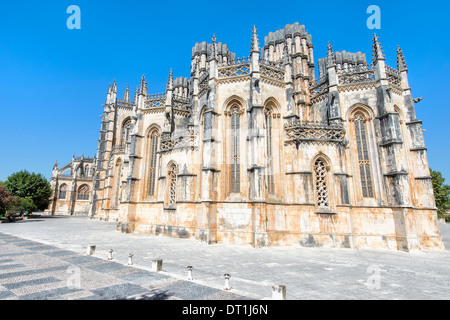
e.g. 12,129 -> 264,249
0,185 -> 12,216
0,186 -> 37,218
430,169 -> 450,220
3,170 -> 52,211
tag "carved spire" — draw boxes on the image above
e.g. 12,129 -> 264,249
139,74 -> 147,96
166,69 -> 173,91
326,41 -> 335,65
133,86 -> 138,103
251,25 -> 260,53
106,83 -> 112,104
327,41 -> 333,54
372,33 -> 385,62
123,84 -> 130,102
397,46 -> 408,71
211,34 -> 217,60
111,80 -> 117,93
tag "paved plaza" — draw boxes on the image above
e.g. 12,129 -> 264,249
1,216 -> 450,300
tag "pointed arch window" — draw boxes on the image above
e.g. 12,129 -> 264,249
354,113 -> 374,198
314,159 -> 330,209
230,106 -> 241,193
84,165 -> 90,178
121,119 -> 132,146
148,130 -> 160,196
265,107 -> 275,195
77,184 -> 90,200
59,184 -> 67,200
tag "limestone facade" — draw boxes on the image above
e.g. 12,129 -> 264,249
54,23 -> 445,251
45,156 -> 94,216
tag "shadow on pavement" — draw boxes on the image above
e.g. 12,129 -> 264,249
123,289 -> 171,300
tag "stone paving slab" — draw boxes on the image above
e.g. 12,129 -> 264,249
117,269 -> 169,285
0,259 -> 15,264
1,216 -> 450,300
0,227 -> 254,300
42,250 -> 79,257
85,261 -> 133,273
3,277 -> 61,290
89,283 -> 151,300
162,280 -> 222,300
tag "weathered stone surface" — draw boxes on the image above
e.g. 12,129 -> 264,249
48,23 -> 443,252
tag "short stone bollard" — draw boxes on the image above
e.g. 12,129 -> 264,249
86,245 -> 96,256
223,274 -> 231,290
107,249 -> 114,260
272,285 -> 286,300
128,253 -> 134,266
187,266 -> 194,280
152,259 -> 163,272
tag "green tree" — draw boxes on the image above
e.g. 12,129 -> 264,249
0,185 -> 12,217
0,186 -> 36,219
430,169 -> 450,221
3,170 -> 52,211
12,197 -> 37,215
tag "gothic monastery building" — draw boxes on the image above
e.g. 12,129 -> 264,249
46,23 -> 444,251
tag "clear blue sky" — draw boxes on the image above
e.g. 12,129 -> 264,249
0,0 -> 449,182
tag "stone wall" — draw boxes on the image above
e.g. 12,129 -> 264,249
88,23 -> 444,252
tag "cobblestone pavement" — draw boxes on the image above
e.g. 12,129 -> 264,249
1,216 -> 450,300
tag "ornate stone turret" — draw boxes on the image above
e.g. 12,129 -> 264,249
122,84 -> 130,102
191,38 -> 236,74
325,42 -> 337,84
372,34 -> 387,81
106,83 -> 112,104
251,25 -> 260,53
173,77 -> 189,98
250,26 -> 261,108
325,42 -> 340,123
208,35 -> 218,79
372,34 -> 385,61
164,70 -> 174,133
318,49 -> 368,79
397,46 -> 410,90
110,80 -> 117,104
139,75 -> 147,96
326,42 -> 335,66
136,75 -> 147,110
132,86 -> 139,112
396,46 -> 407,71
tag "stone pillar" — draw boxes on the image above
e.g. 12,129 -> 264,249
372,35 -> 411,207
325,43 -> 342,124
248,27 -> 268,247
198,42 -> 221,244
